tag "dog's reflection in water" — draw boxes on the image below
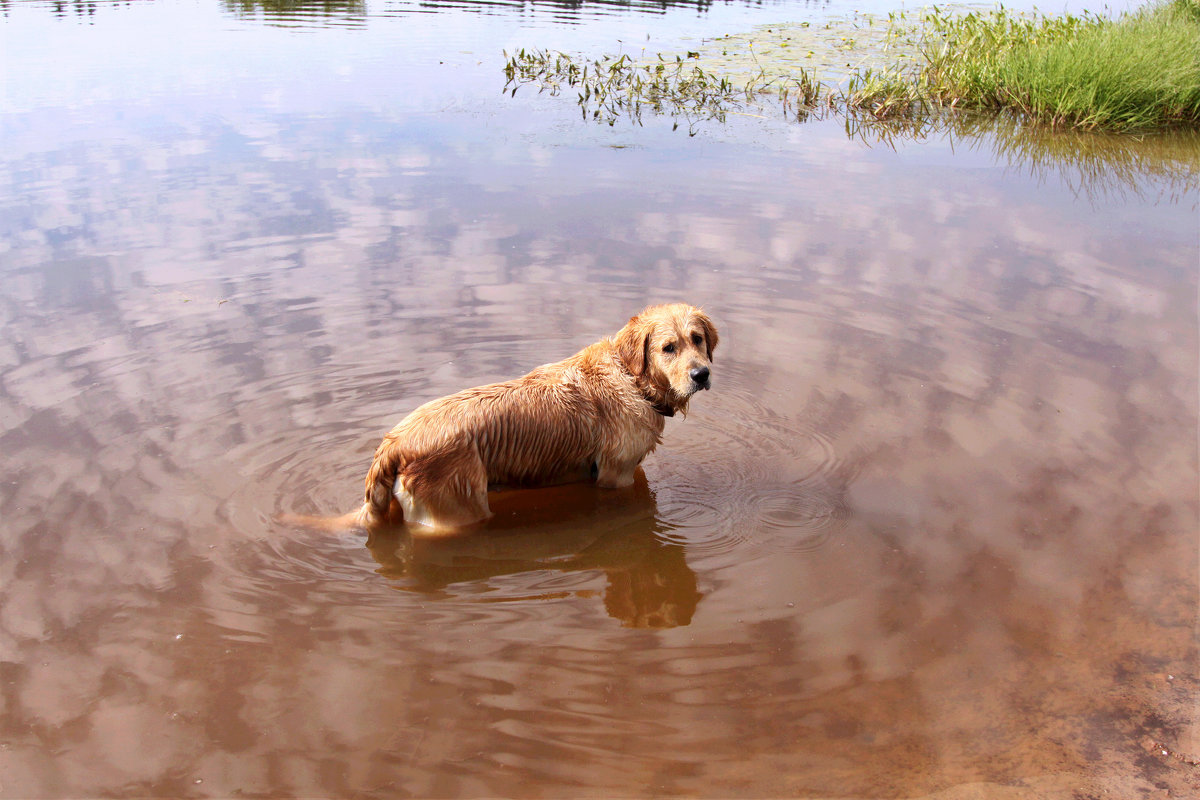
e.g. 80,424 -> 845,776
364,472 -> 701,628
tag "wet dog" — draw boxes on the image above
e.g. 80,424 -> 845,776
287,303 -> 717,532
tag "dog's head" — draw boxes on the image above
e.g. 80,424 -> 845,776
615,303 -> 719,417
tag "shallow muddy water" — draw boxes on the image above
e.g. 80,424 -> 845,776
1,0 -> 1197,798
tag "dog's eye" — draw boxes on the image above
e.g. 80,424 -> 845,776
662,343 -> 676,354
691,333 -> 703,346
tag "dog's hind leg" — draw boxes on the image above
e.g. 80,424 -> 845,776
395,445 -> 492,531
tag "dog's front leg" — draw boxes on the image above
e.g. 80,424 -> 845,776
594,459 -> 639,489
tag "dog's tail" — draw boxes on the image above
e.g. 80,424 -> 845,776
278,432 -> 407,534
276,506 -> 371,533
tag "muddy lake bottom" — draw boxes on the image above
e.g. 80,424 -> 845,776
1,0 -> 1197,797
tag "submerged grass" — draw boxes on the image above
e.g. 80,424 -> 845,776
505,0 -> 1200,132
844,112 -> 1200,202
503,47 -> 825,132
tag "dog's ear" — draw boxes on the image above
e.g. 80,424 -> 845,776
695,310 -> 719,361
615,312 -> 651,375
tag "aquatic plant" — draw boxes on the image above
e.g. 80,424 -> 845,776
505,1 -> 1200,133
503,47 -> 827,132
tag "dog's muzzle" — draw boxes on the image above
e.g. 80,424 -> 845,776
689,365 -> 711,391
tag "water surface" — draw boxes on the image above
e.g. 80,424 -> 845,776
1,0 -> 1196,797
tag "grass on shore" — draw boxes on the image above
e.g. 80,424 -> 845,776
504,0 -> 1200,132
902,0 -> 1200,129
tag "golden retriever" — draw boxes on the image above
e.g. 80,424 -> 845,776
287,303 -> 717,533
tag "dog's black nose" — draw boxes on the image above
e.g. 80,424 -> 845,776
690,366 -> 710,386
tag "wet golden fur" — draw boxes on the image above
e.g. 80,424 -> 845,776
289,303 -> 717,533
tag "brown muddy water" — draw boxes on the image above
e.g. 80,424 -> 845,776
1,0 -> 1197,798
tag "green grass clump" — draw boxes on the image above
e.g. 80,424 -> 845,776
917,0 -> 1200,130
504,1 -> 1200,132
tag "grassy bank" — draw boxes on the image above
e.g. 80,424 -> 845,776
505,1 -> 1200,132
904,0 -> 1200,129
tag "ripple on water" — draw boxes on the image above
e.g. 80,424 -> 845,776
223,415 -> 654,622
218,360 -> 857,600
651,377 -> 857,557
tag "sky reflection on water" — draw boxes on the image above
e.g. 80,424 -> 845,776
0,0 -> 1197,798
